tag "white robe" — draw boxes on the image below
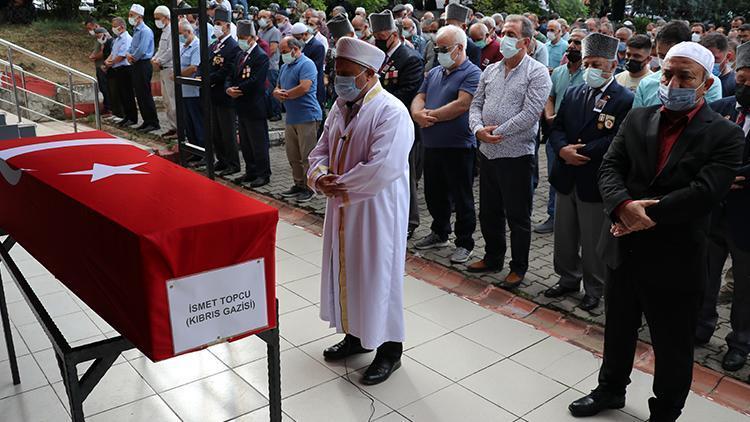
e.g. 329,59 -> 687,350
307,82 -> 414,350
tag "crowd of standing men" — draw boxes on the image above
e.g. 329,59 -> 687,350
82,2 -> 749,421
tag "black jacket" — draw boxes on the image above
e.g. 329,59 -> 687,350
597,103 -> 745,269
209,35 -> 241,107
710,96 -> 750,251
226,44 -> 269,120
379,43 -> 424,109
549,80 -> 633,202
302,37 -> 326,106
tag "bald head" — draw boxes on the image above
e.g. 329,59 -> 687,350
469,22 -> 488,41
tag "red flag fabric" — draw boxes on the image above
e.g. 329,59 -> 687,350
0,130 -> 278,361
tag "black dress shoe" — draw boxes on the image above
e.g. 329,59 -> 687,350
361,357 -> 401,385
232,173 -> 254,185
219,167 -> 240,177
249,177 -> 270,188
138,124 -> 160,133
722,348 -> 747,371
214,162 -> 228,172
323,337 -> 372,361
544,283 -> 579,298
579,295 -> 600,311
117,119 -> 136,127
569,391 -> 626,417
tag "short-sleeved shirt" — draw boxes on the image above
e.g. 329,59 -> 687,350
419,59 -> 481,149
615,68 -> 652,92
545,38 -> 568,69
259,26 -> 281,71
180,38 -> 201,97
279,54 -> 322,124
111,31 -> 132,68
550,63 -> 585,113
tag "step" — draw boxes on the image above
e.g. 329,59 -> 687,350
0,123 -> 36,141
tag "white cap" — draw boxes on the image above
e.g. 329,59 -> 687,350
355,6 -> 365,14
664,41 -> 715,76
130,4 -> 145,15
154,5 -> 170,17
336,37 -> 386,71
291,22 -> 308,35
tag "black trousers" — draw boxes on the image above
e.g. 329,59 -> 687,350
105,71 -> 123,119
131,59 -> 159,126
597,253 -> 704,422
183,97 -> 205,147
423,147 -> 476,250
478,153 -> 534,274
95,67 -> 110,113
238,115 -> 271,179
345,334 -> 402,361
696,207 -> 750,353
210,105 -> 240,169
112,66 -> 137,123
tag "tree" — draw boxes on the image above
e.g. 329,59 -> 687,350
548,0 -> 588,22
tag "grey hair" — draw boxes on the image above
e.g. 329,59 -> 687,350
505,14 -> 533,39
179,19 -> 194,33
286,37 -> 305,50
437,23 -> 467,49
571,28 -> 587,37
481,16 -> 495,30
316,10 -> 326,20
112,17 -> 126,27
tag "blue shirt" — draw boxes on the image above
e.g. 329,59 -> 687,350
545,38 -> 568,69
128,21 -> 154,61
419,59 -> 481,149
633,70 -> 723,107
279,54 -> 322,124
550,63 -> 585,113
180,38 -> 201,98
111,31 -> 132,69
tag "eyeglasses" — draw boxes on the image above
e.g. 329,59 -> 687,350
569,40 -> 582,45
434,44 -> 457,54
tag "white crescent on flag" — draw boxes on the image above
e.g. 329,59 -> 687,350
0,138 -> 143,186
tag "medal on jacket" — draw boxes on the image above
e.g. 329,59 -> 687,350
213,54 -> 224,66
593,94 -> 610,113
242,65 -> 251,79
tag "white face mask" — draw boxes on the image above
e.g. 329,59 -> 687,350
128,16 -> 138,26
88,29 -> 95,36
155,20 -> 166,29
213,24 -> 224,38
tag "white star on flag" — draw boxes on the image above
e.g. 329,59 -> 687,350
60,162 -> 149,182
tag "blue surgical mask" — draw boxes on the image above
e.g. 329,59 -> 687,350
282,52 -> 295,64
238,39 -> 250,51
500,36 -> 520,59
259,18 -> 268,28
474,39 -> 487,49
437,50 -> 455,68
659,83 -> 700,111
179,34 -> 187,44
355,30 -> 363,39
334,70 -> 365,102
584,67 -> 608,88
712,63 -> 722,77
402,29 -> 411,38
618,41 -> 626,52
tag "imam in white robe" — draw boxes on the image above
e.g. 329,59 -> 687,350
307,81 -> 414,350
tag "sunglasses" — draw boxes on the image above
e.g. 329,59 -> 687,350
569,39 -> 582,45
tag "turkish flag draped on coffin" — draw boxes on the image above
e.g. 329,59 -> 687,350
0,130 -> 278,361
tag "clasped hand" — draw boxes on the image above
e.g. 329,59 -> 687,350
610,199 -> 659,238
316,174 -> 346,198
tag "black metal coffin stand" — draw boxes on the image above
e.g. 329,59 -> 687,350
0,232 -> 282,422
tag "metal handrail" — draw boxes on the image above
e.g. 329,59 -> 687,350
0,37 -> 101,132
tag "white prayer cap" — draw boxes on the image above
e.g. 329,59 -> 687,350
154,5 -> 170,17
291,22 -> 309,35
355,6 -> 365,14
130,4 -> 145,15
664,41 -> 715,76
336,37 -> 386,71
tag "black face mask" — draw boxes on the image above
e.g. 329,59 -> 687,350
625,58 -> 644,73
566,49 -> 581,63
736,84 -> 750,109
375,38 -> 389,52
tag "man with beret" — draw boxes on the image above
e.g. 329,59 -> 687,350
544,33 -> 633,312
370,9 -> 425,238
225,21 -> 271,189
209,8 -> 242,175
325,14 -> 355,101
126,4 -> 161,132
307,36 -> 414,386
695,41 -> 750,374
570,42 -> 744,422
444,3 -> 481,68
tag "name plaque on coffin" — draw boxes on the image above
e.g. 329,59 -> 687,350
0,130 -> 278,361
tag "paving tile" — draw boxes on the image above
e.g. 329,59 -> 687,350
276,286 -> 313,315
409,294 -> 492,331
405,332 -> 503,381
399,383 -> 517,422
0,385 -> 68,422
87,395 -> 180,422
0,354 -> 48,400
276,257 -> 321,285
402,309 -> 450,351
278,305 -> 334,347
130,349 -> 228,393
231,407 -> 296,421
210,334 -> 294,369
161,370 -> 267,422
283,377 -> 391,421
456,314 -> 548,357
524,388 -> 640,422
298,334 -> 374,376
79,361 -> 155,415
402,275 -> 446,308
283,275 -> 321,304
513,336 -> 601,386
460,359 -> 567,416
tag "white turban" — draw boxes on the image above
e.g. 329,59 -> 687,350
130,4 -> 145,16
336,37 -> 386,71
154,5 -> 170,17
664,41 -> 715,76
